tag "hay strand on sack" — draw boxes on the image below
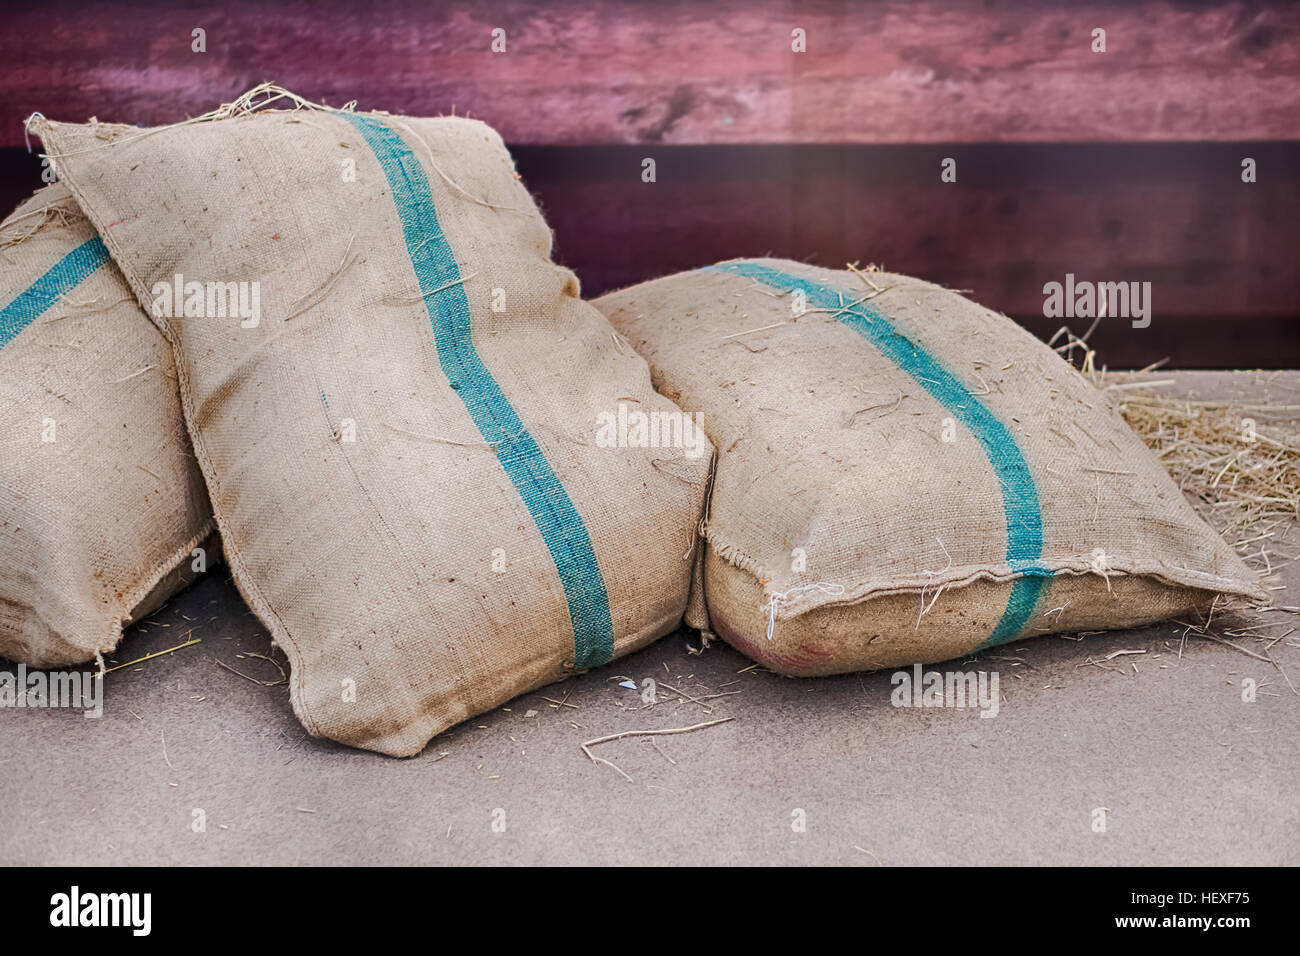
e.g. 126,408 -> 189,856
25,83 -> 357,159
283,234 -> 358,322
0,199 -> 85,249
28,82 -> 521,214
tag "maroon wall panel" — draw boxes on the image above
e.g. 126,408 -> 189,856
3,0 -> 1296,366
2,0 -> 1297,147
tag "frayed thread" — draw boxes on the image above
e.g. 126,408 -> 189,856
766,583 -> 845,640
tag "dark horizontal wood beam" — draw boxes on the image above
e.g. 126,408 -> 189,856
3,139 -> 1296,368
3,0 -> 1298,148
518,141 -> 1300,348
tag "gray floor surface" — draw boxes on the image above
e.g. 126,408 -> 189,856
4,371 -> 1298,865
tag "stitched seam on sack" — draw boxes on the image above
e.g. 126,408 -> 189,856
716,549 -> 1264,622
708,260 -> 1055,646
701,525 -> 765,576
345,112 -> 616,670
117,518 -> 218,628
699,526 -> 1250,608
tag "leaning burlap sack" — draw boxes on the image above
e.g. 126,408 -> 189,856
0,183 -> 214,667
34,94 -> 711,755
595,259 -> 1267,675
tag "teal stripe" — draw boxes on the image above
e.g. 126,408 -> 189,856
989,575 -> 1050,647
0,237 -> 110,349
709,261 -> 1052,648
346,113 -> 615,669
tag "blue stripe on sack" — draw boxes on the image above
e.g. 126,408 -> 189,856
0,237 -> 110,349
345,113 -> 615,669
709,260 -> 1052,649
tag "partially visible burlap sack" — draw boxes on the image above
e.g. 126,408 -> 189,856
34,98 -> 711,755
595,259 -> 1267,675
0,183 -> 215,667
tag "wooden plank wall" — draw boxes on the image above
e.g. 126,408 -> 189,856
2,0 -> 1297,366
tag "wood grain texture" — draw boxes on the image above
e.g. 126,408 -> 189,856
3,0 -> 1298,148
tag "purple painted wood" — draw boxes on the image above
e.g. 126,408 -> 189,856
2,0 -> 1298,148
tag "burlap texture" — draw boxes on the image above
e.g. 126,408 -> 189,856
0,183 -> 214,667
596,259 -> 1266,675
36,108 -> 711,754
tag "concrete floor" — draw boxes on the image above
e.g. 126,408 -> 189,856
3,372 -> 1298,865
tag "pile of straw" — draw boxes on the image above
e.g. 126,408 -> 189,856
1053,331 -> 1300,573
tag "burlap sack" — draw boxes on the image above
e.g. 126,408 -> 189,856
34,103 -> 711,755
595,259 -> 1267,675
0,183 -> 214,667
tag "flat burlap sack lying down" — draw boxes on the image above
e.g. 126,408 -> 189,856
0,183 -> 214,667
35,103 -> 711,755
596,259 -> 1267,675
